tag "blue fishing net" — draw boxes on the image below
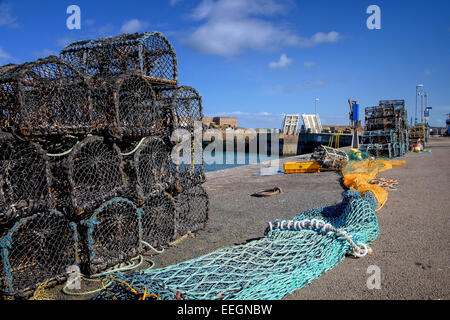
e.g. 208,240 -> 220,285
93,190 -> 379,300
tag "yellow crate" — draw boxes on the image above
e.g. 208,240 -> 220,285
284,161 -> 322,174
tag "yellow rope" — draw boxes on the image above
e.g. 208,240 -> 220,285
30,280 -> 55,300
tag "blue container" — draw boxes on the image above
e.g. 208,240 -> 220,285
352,104 -> 359,121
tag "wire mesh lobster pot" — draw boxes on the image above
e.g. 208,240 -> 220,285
360,143 -> 395,158
133,136 -> 174,201
60,32 -> 178,87
79,198 -> 143,275
174,185 -> 209,237
141,193 -> 176,249
108,73 -> 170,137
409,125 -> 426,139
361,130 -> 397,145
156,86 -> 203,134
365,101 -> 407,132
311,145 -> 348,170
67,135 -> 128,216
115,136 -> 174,206
0,56 -> 100,136
0,64 -> 17,75
0,133 -> 52,224
0,210 -> 79,299
156,86 -> 205,192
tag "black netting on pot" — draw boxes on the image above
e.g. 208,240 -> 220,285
67,135 -> 127,215
174,185 -> 209,237
141,193 -> 176,250
0,56 -> 97,136
78,197 -> 143,275
0,133 -> 51,224
0,210 -> 79,299
134,137 -> 174,200
60,32 -> 178,86
114,74 -> 158,137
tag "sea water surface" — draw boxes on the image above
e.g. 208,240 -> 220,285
203,151 -> 284,172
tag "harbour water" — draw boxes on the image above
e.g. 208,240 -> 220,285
203,151 -> 284,172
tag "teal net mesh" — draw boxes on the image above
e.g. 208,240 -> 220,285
93,190 -> 379,300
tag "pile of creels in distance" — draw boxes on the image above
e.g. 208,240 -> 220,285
0,32 -> 208,299
360,100 -> 409,158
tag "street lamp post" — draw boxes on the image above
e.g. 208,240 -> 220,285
415,84 -> 423,125
315,98 -> 319,115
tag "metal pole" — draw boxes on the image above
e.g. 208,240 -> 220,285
415,86 -> 418,125
415,84 -> 423,125
421,93 -> 424,123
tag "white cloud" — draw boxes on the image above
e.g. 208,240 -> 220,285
120,19 -> 149,34
0,3 -> 18,28
183,0 -> 340,56
424,68 -> 432,76
298,31 -> 341,47
269,54 -> 292,69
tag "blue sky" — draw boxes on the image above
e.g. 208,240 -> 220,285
1,0 -> 449,128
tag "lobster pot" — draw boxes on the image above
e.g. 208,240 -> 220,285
60,32 -> 178,86
133,136 -> 174,201
172,162 -> 206,193
0,133 -> 51,224
67,136 -> 127,215
0,211 -> 79,299
311,145 -> 348,170
79,198 -> 143,275
110,74 -> 168,137
360,143 -> 395,158
174,185 -> 209,237
156,86 -> 205,191
0,56 -> 97,136
141,193 -> 176,249
156,86 -> 203,134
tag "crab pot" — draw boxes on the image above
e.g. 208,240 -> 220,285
155,86 -> 203,134
133,136 -> 174,200
156,86 -> 205,192
67,135 -> 128,215
60,32 -> 178,87
0,56 -> 97,136
79,198 -> 143,275
0,211 -> 79,299
141,193 -> 176,249
109,73 -> 168,137
0,133 -> 52,224
174,185 -> 209,237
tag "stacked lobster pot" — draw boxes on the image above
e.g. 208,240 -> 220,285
0,32 -> 208,298
408,125 -> 426,148
360,100 -> 409,158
